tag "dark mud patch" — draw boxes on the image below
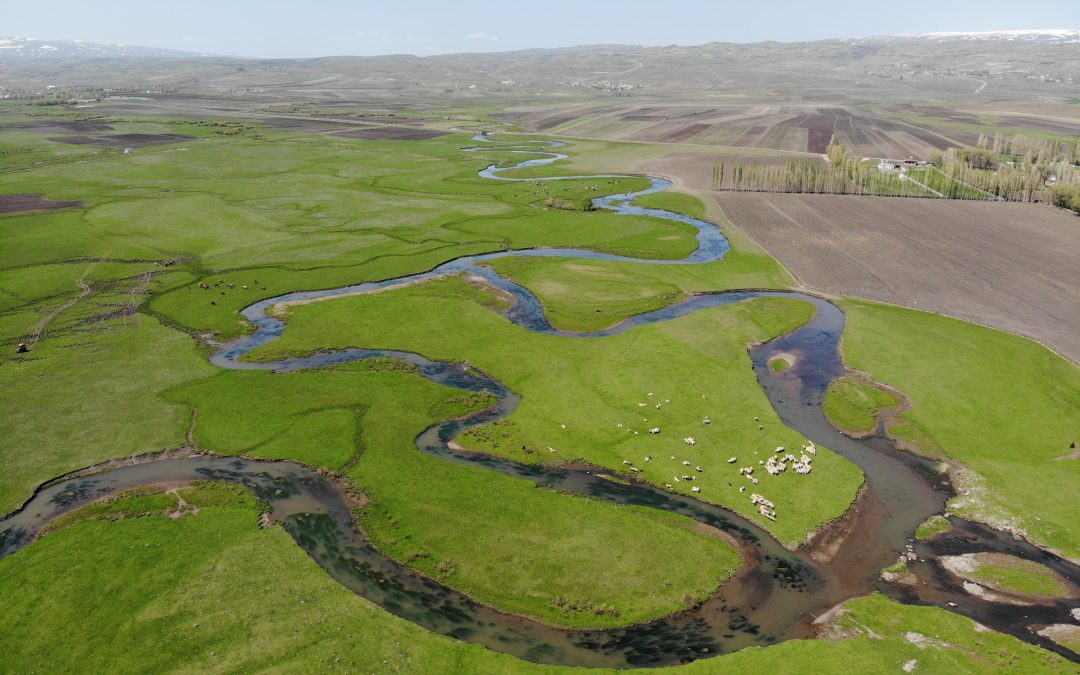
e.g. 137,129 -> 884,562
0,193 -> 84,214
660,123 -> 710,143
47,133 -> 194,148
7,119 -> 115,133
334,127 -> 448,141
533,114 -> 576,131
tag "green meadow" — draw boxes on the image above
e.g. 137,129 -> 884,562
166,367 -> 741,628
1,106 -> 1078,670
0,487 -> 1072,673
839,299 -> 1080,559
248,277 -> 865,546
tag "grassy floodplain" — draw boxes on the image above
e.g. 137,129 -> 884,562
483,190 -> 793,332
2,105 -> 1079,670
839,299 -> 1080,559
0,111 -> 758,631
166,365 -> 742,628
248,276 -> 865,547
1,488 -> 1074,673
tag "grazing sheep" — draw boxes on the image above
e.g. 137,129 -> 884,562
695,466 -> 703,472
684,437 -> 696,446
623,460 -> 632,465
650,427 -> 661,435
691,486 -> 701,493
702,417 -> 711,425
682,460 -> 691,466
727,457 -> 738,464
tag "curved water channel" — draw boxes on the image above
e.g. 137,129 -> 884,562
1,136 -> 1077,667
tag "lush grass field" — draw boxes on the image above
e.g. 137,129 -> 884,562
839,299 -> 1080,559
476,188 -> 793,332
3,107 -> 1078,670
166,365 -> 742,628
632,191 -> 708,219
822,375 -> 901,435
248,276 -> 864,546
1,489 -> 1071,673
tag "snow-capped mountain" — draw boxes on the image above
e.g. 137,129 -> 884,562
0,37 -> 209,60
895,29 -> 1080,43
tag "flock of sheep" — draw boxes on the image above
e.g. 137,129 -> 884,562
607,392 -> 820,524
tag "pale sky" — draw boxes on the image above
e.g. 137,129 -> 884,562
3,0 -> 1078,58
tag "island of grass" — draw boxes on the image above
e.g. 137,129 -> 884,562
915,515 -> 952,541
941,552 -> 1073,601
822,374 -> 902,436
769,354 -> 793,372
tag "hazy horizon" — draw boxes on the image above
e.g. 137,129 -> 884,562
3,0 -> 1078,59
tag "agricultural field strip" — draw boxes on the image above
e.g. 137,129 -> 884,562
713,192 -> 1080,365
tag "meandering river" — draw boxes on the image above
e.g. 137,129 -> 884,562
1,135 -> 1076,667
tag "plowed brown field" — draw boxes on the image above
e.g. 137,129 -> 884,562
715,192 -> 1080,363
